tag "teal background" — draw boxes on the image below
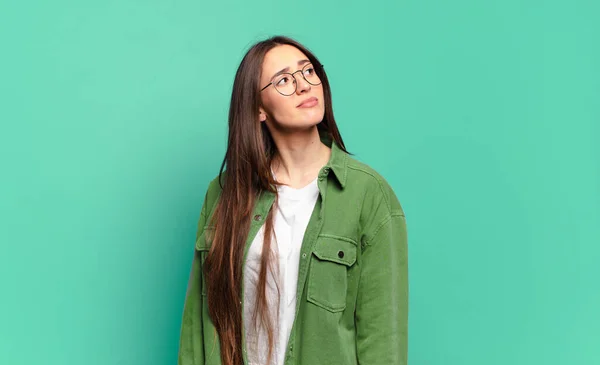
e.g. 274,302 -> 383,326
1,0 -> 598,364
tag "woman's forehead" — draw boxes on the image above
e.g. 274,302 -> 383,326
262,45 -> 308,74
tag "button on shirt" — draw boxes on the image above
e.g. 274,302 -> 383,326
243,175 -> 320,365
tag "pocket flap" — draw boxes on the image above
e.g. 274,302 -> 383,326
312,236 -> 357,266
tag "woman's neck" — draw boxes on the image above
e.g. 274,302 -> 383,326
270,127 -> 331,189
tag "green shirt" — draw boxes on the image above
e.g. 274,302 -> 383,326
178,136 -> 408,365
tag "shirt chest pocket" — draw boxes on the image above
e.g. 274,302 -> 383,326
307,236 -> 357,313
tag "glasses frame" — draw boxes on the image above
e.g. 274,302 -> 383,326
260,63 -> 324,96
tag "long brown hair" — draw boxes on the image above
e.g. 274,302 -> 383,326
203,35 -> 348,365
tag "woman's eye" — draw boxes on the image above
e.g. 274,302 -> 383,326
304,67 -> 315,75
277,77 -> 289,86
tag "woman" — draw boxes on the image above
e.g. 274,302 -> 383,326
178,35 -> 408,365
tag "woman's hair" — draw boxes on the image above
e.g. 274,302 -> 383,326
203,35 -> 348,365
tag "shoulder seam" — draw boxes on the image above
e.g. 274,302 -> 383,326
365,212 -> 405,247
347,164 -> 391,212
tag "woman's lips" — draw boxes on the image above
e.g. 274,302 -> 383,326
297,97 -> 318,108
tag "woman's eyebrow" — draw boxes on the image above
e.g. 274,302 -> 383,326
270,59 -> 311,79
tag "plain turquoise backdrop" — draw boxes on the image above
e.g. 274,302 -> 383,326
1,0 -> 598,364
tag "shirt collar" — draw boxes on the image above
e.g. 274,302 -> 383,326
319,130 -> 348,189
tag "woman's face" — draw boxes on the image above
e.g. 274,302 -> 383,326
258,44 -> 325,131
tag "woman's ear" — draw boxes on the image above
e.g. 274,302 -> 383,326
258,108 -> 267,122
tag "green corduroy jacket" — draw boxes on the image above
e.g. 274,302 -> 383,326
178,136 -> 408,365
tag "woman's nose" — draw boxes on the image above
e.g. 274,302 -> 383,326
295,73 -> 311,94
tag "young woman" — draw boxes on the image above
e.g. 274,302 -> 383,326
178,35 -> 408,365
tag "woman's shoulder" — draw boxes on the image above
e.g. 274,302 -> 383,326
345,155 -> 389,186
344,154 -> 405,217
200,173 -> 225,217
206,173 -> 224,193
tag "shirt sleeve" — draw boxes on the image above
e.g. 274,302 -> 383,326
356,212 -> 409,365
178,192 -> 209,365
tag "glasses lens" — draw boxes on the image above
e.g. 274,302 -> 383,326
302,63 -> 321,86
273,73 -> 296,96
271,64 -> 322,95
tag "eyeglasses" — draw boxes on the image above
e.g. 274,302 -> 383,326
260,63 -> 323,96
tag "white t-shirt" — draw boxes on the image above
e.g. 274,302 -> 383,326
243,175 -> 320,365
